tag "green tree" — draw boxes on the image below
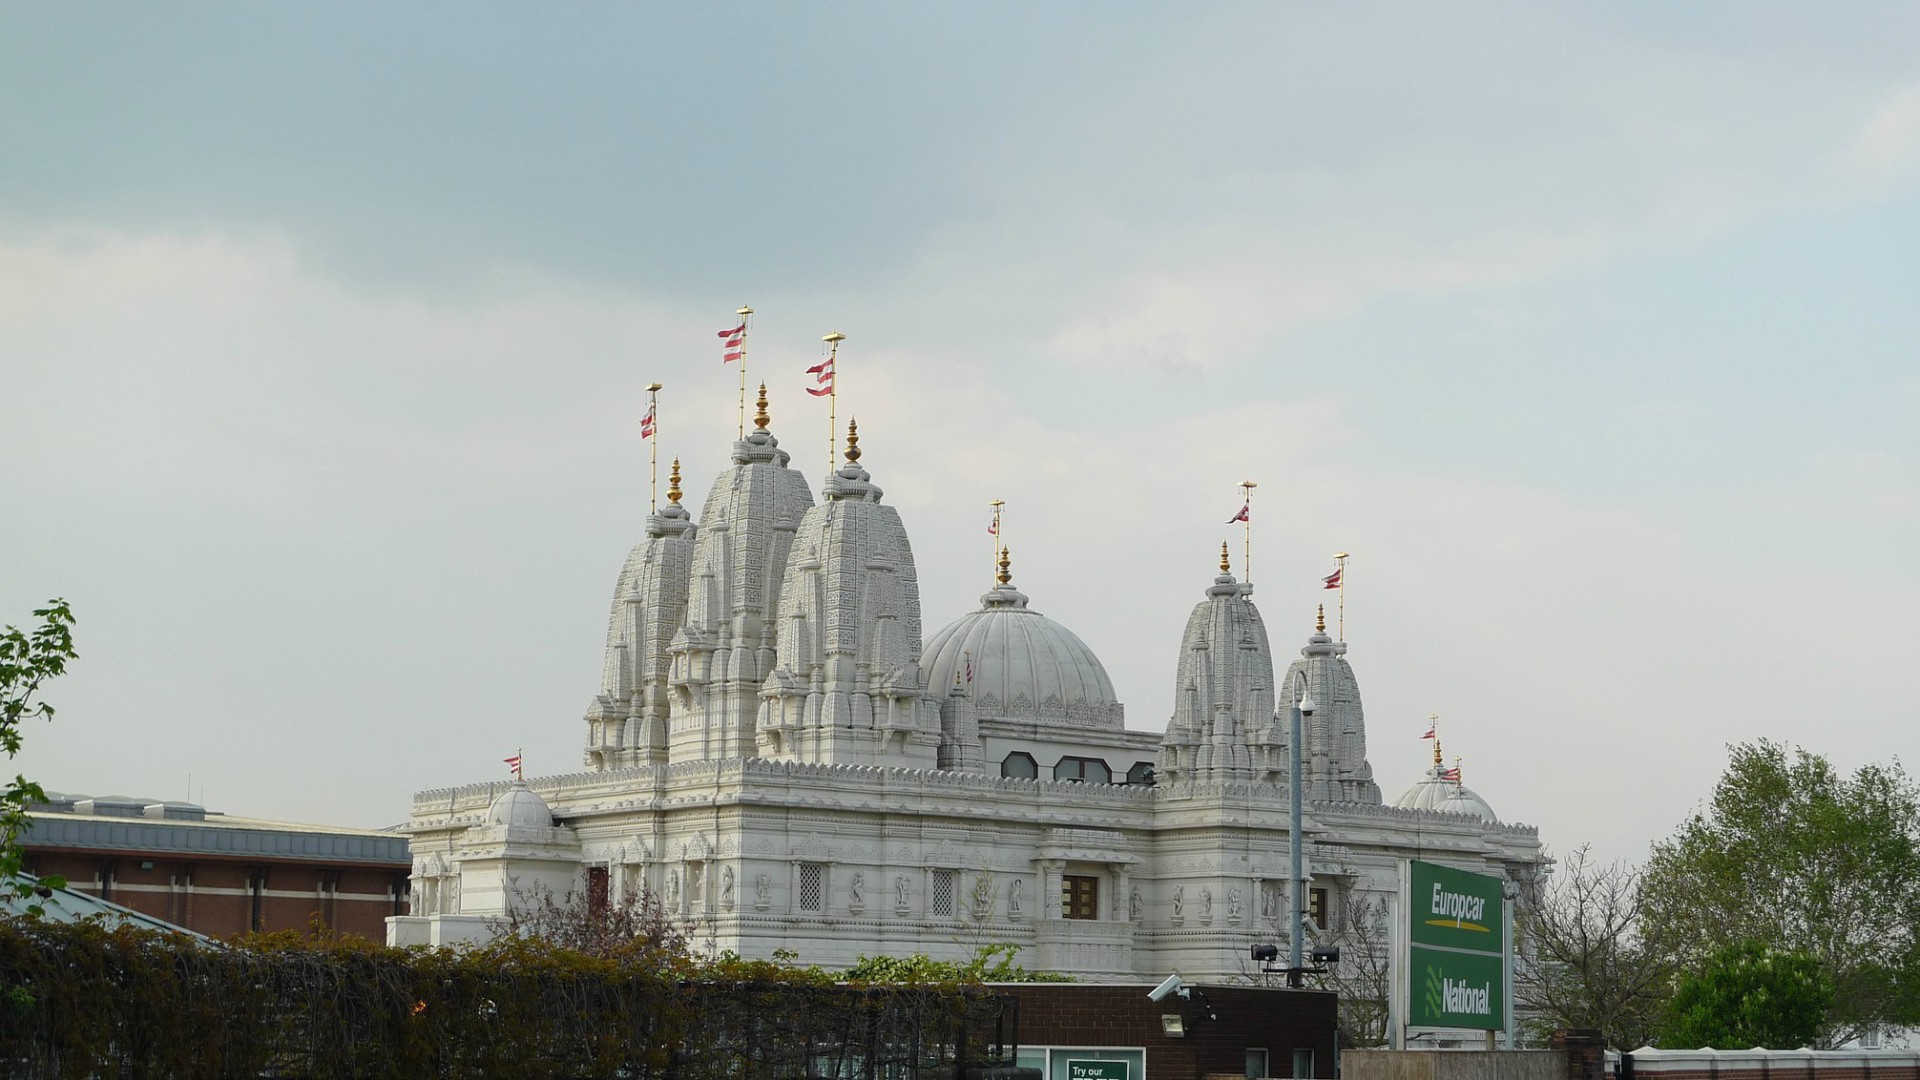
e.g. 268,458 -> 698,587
1517,846 -> 1672,1051
1660,940 -> 1832,1049
1641,741 -> 1920,1046
1,599 -> 77,907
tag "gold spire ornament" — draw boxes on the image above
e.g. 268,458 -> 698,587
988,499 -> 1005,588
1220,541 -> 1232,574
997,547 -> 1012,586
668,458 -> 683,504
844,418 -> 861,463
1316,603 -> 1326,634
754,382 -> 770,430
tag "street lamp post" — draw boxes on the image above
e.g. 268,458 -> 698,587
1291,692 -> 1314,980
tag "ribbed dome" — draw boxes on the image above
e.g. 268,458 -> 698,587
1393,770 -> 1498,823
487,782 -> 554,828
924,583 -> 1123,729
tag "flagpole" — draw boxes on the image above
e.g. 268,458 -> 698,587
822,331 -> 845,474
646,382 -> 663,512
1239,480 -> 1257,584
1334,551 -> 1350,641
735,305 -> 753,439
989,499 -> 1005,589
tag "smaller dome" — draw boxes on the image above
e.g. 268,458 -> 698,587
1393,769 -> 1498,823
487,782 -> 553,828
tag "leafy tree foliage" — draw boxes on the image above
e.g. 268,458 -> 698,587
1,599 -> 76,909
1517,846 -> 1672,1050
1641,741 -> 1920,1046
843,944 -> 1071,984
1660,940 -> 1833,1050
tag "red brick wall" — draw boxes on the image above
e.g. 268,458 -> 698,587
25,849 -> 405,942
1004,983 -> 1338,1079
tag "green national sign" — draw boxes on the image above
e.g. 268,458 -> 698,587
1065,1061 -> 1129,1080
1405,860 -> 1507,1032
1408,947 -> 1505,1028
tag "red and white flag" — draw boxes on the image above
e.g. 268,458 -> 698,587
987,518 -> 999,536
1421,723 -> 1436,740
1322,567 -> 1342,590
719,321 -> 746,363
1226,503 -> 1249,524
965,657 -> 973,683
1439,767 -> 1461,782
806,356 -> 835,397
639,403 -> 656,439
504,753 -> 523,779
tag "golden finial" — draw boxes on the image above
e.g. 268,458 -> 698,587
754,383 -> 770,430
845,418 -> 861,462
1220,542 -> 1231,574
1316,604 -> 1326,634
1434,737 -> 1444,768
997,547 -> 1012,586
667,458 -> 683,504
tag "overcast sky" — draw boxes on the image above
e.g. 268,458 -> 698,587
4,3 -> 1916,866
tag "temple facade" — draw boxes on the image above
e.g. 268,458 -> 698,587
390,387 -> 1545,981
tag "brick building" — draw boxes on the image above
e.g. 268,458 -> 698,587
21,791 -> 410,941
1000,982 -> 1338,1080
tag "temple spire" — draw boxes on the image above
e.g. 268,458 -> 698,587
754,382 -> 770,431
667,458 -> 683,504
997,547 -> 1012,586
1220,542 -> 1231,575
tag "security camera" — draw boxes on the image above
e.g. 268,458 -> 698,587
1147,973 -> 1187,1002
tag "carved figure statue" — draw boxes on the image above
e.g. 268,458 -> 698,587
721,866 -> 736,911
1008,878 -> 1024,918
895,875 -> 910,909
1172,884 -> 1185,918
755,873 -> 772,906
1129,886 -> 1143,921
850,871 -> 865,908
972,873 -> 993,914
665,869 -> 680,909
1228,887 -> 1243,921
1199,887 -> 1213,920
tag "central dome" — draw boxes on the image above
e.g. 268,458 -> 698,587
1393,769 -> 1498,823
924,581 -> 1123,729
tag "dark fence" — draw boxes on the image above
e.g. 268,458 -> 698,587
0,920 -> 1016,1080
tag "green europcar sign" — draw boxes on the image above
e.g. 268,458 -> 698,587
1410,860 -> 1505,953
1406,860 -> 1507,1032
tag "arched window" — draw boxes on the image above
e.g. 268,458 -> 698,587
1001,752 -> 1039,780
